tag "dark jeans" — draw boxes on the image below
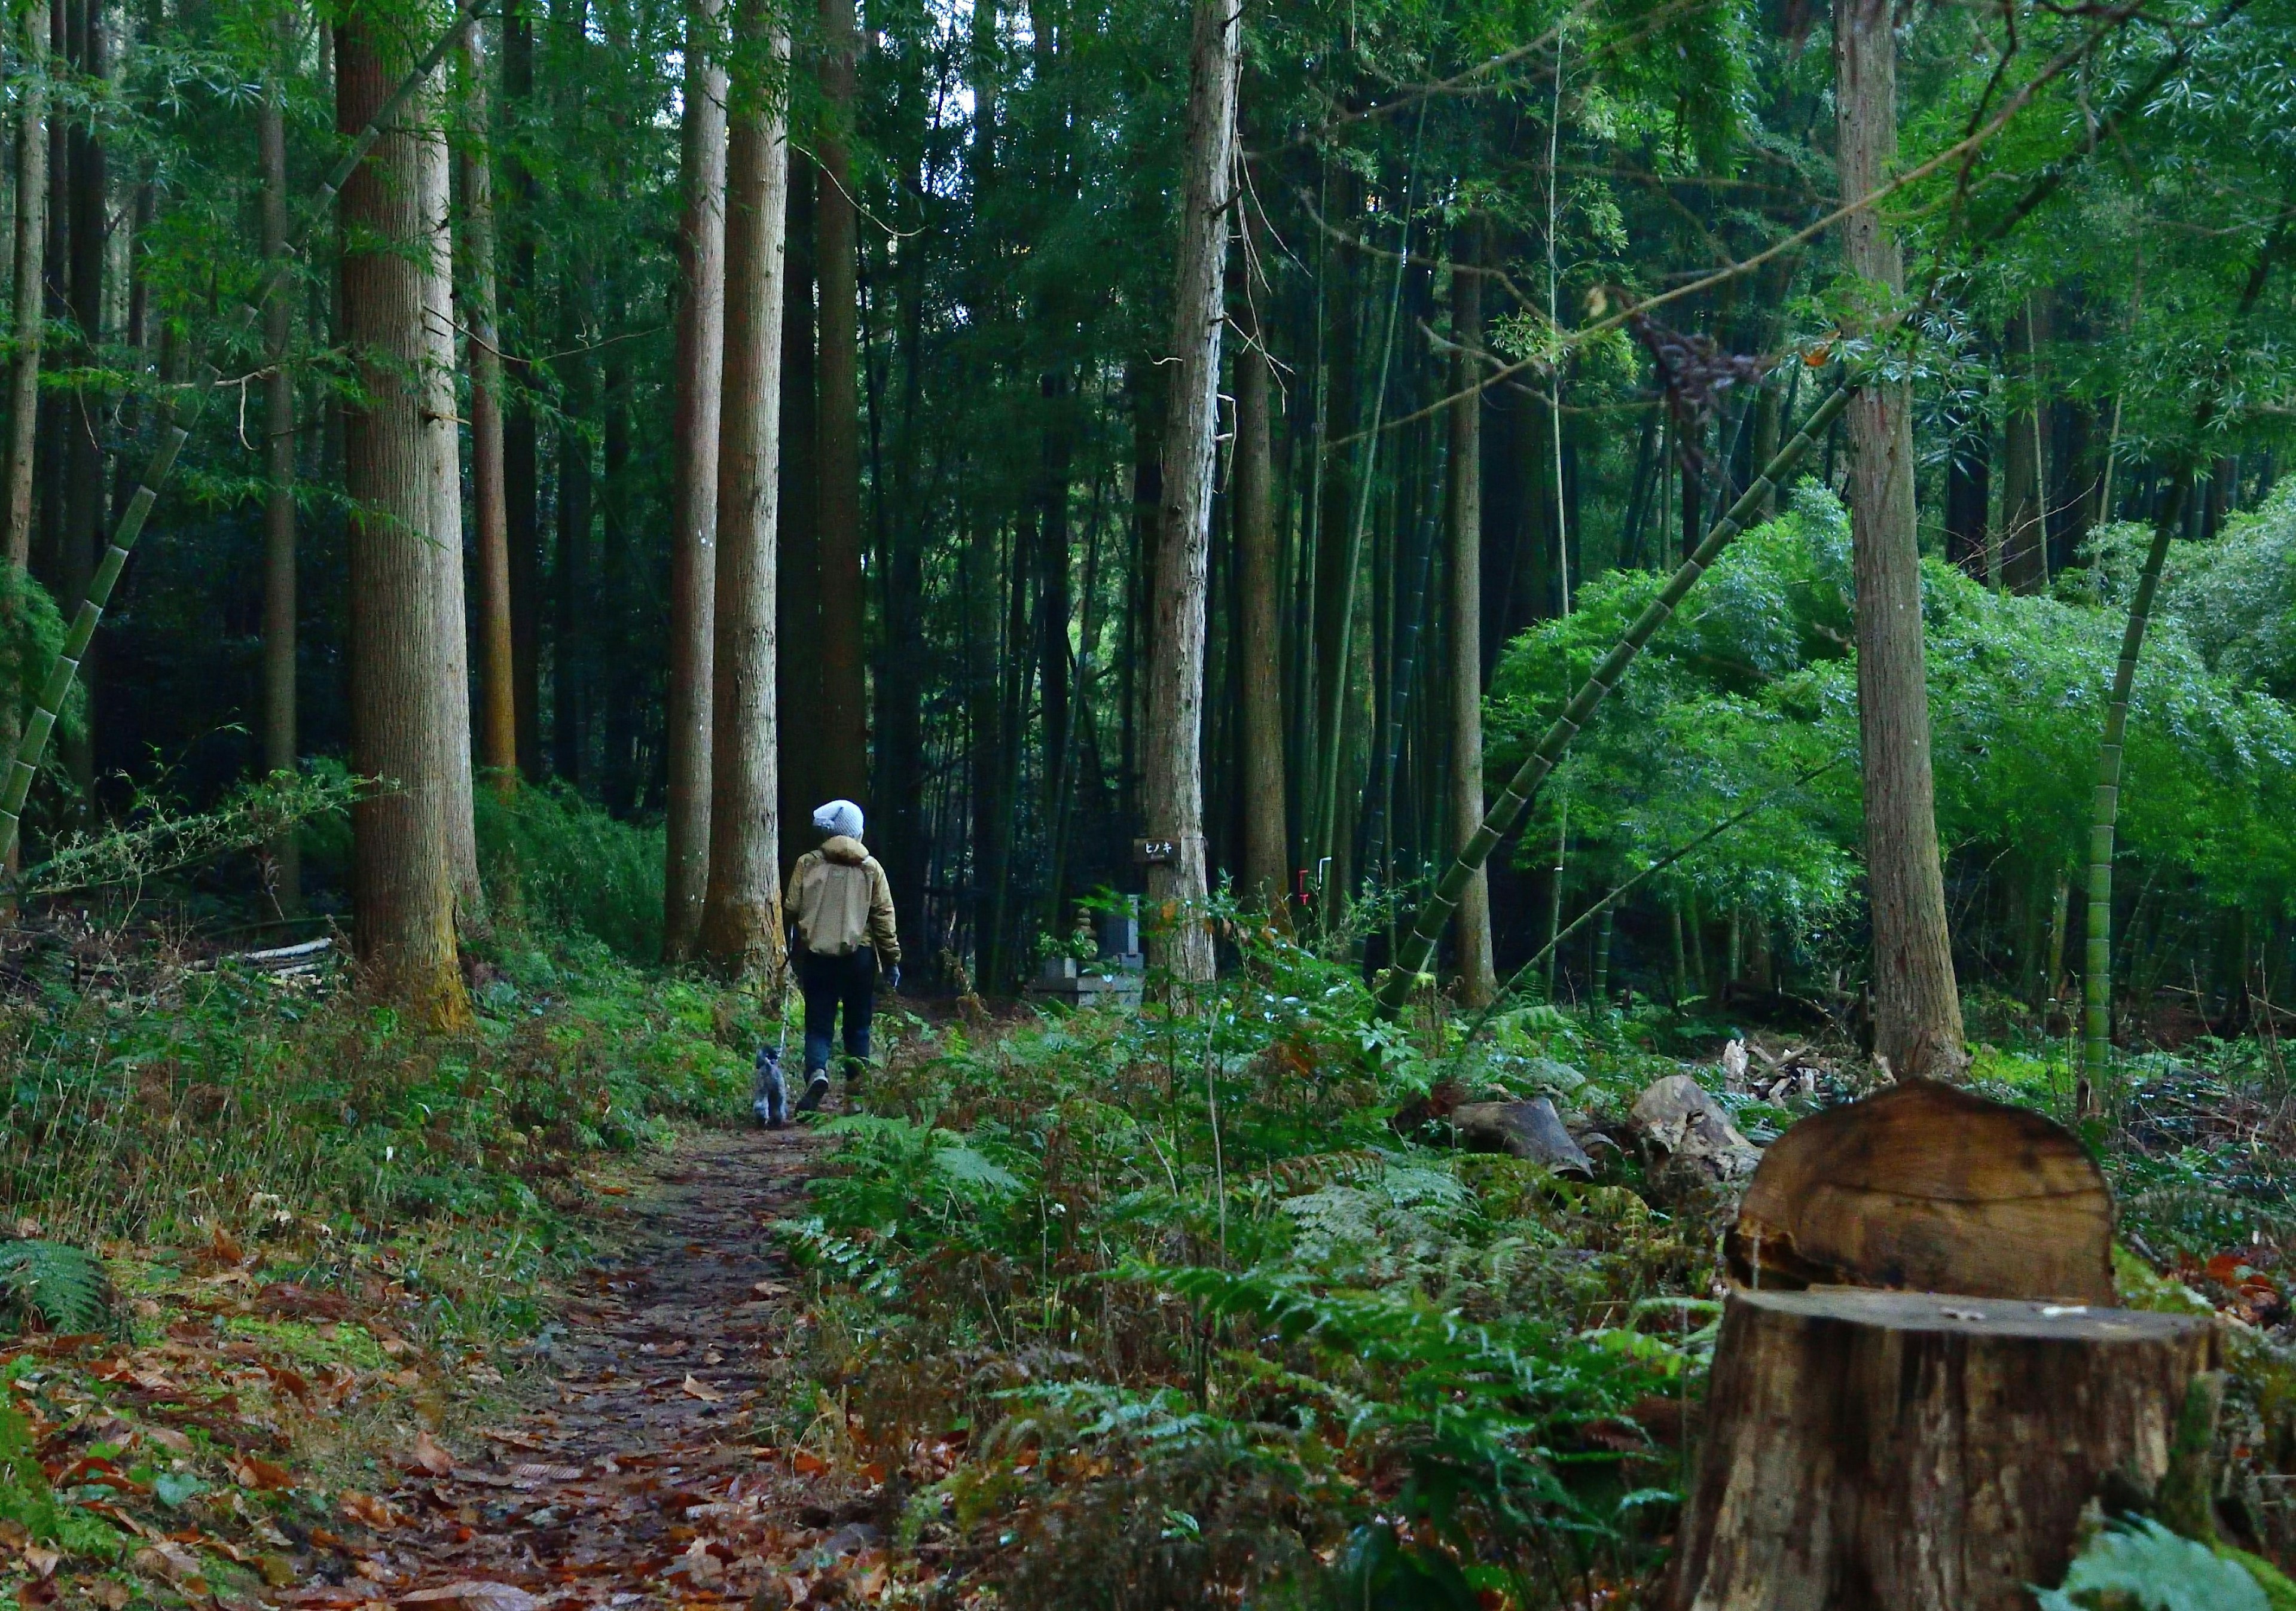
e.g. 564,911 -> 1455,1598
798,947 -> 877,1078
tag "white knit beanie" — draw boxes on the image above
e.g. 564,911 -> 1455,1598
812,800 -> 864,840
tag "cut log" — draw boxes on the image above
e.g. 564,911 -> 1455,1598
1726,1078 -> 2114,1305
1449,1100 -> 1593,1178
1666,1288 -> 2217,1611
1630,1075 -> 1761,1190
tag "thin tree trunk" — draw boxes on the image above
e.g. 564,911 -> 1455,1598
261,39 -> 303,914
1034,368 -> 1073,927
697,0 -> 790,980
814,0 -> 866,803
1446,241 -> 1497,1004
457,26 -> 515,801
2001,302 -> 2045,594
1142,0 -> 1238,986
663,0 -> 728,961
776,148 -> 817,860
339,7 -> 472,1027
2,0 -> 48,572
1837,0 -> 1964,1079
551,266 -> 590,785
1235,290 -> 1287,912
503,0 -> 541,779
877,185 -> 928,960
60,0 -> 104,808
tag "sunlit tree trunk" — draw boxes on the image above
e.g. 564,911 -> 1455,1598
1235,291 -> 1287,913
1446,240 -> 1497,1006
417,102 -> 480,922
1836,0 -> 1964,1078
1143,0 -> 1238,985
664,0 -> 728,961
697,0 -> 791,979
261,38 -> 303,913
814,0 -> 866,803
457,26 -> 516,802
339,9 -> 472,1028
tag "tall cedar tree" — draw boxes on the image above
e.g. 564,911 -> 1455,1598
698,0 -> 791,978
261,30 -> 302,911
664,0 -> 729,960
459,26 -> 518,800
1447,237 -> 1497,1005
1144,0 -> 1239,984
814,0 -> 867,804
1836,0 -> 1964,1076
338,11 -> 474,1028
1234,289 -> 1287,911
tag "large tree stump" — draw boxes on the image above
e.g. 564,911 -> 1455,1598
1666,1289 -> 2217,1611
1726,1079 -> 2115,1305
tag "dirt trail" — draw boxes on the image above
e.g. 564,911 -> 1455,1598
292,1124 -> 881,1611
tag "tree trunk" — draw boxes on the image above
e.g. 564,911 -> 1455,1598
876,184 -> 929,966
1944,412 -> 1989,578
261,45 -> 303,914
663,0 -> 728,962
2,0 -> 48,573
503,0 -> 541,780
1234,292 -> 1287,913
775,149 -> 817,862
1143,0 -> 1238,986
457,26 -> 515,801
2000,302 -> 2045,594
2084,475 -> 2187,1092
1836,0 -> 1965,1079
696,0 -> 790,980
551,262 -> 591,786
1035,369 -> 1074,926
1666,1289 -> 2215,1611
417,105 -> 480,921
339,7 -> 473,1028
813,0 -> 866,804
60,0 -> 104,808
1446,243 -> 1497,1005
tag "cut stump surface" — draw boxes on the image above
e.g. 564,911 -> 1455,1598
1727,1078 -> 2115,1304
1666,1287 -> 2216,1611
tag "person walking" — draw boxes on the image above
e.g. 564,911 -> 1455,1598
784,799 -> 901,1116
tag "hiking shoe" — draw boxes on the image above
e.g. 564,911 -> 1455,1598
795,1073 -> 831,1115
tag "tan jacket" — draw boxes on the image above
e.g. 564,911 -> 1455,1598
787,835 -> 901,962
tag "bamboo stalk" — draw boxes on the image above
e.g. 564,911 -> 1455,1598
2082,474 -> 2187,1092
1377,380 -> 1854,1011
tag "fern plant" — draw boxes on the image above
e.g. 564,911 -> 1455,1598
0,1240 -> 114,1335
2032,1517 -> 2270,1611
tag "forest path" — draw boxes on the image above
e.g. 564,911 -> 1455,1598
334,1121 -> 886,1611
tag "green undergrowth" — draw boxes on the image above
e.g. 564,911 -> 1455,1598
789,920 -> 2296,1606
783,929 -> 1748,1609
0,930 -> 758,1345
0,781 -> 762,1351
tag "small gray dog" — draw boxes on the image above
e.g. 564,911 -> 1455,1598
752,1042 -> 787,1130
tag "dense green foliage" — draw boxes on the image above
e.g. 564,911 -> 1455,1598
1487,483 -> 2296,1017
